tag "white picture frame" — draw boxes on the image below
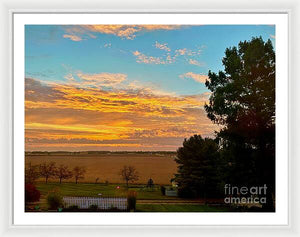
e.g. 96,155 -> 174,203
0,0 -> 299,236
13,12 -> 289,226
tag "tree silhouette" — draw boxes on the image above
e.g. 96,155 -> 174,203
174,135 -> 221,199
147,178 -> 154,188
205,37 -> 275,210
73,166 -> 86,184
39,162 -> 57,184
119,165 -> 139,188
56,165 -> 73,184
25,162 -> 40,184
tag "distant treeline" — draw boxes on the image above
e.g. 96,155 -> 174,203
25,151 -> 177,156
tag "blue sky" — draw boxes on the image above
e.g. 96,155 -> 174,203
25,25 -> 275,95
25,25 -> 275,151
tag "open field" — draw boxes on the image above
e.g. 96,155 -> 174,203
25,152 -> 178,185
26,152 -> 234,213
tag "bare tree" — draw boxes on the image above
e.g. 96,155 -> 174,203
39,162 -> 57,184
56,165 -> 73,184
119,165 -> 139,188
73,166 -> 86,184
25,162 -> 40,184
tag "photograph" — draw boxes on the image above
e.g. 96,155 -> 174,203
24,24 -> 276,213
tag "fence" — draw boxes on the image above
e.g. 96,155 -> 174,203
165,189 -> 178,197
63,197 -> 127,210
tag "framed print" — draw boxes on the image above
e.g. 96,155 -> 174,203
0,0 -> 298,234
11,12 -> 289,226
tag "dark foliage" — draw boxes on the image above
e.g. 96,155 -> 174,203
160,185 -> 166,195
205,37 -> 275,210
25,162 -> 40,184
127,190 -> 137,211
147,178 -> 154,188
46,191 -> 63,210
25,183 -> 41,203
174,135 -> 222,198
39,162 -> 57,184
56,165 -> 73,184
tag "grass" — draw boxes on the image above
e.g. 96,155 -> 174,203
31,182 -> 232,212
35,182 -> 177,200
136,204 -> 231,212
36,182 -> 126,197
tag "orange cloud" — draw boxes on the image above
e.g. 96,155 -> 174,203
25,77 -> 217,151
179,72 -> 209,84
76,72 -> 127,88
63,25 -> 182,41
63,34 -> 82,41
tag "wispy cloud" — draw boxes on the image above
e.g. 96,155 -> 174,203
188,59 -> 205,67
63,34 -> 82,41
104,43 -> 112,48
270,34 -> 275,39
179,72 -> 209,84
62,25 -> 182,41
175,48 -> 202,56
64,73 -> 76,82
132,51 -> 174,65
63,70 -> 128,89
133,43 -> 204,65
77,72 -> 127,88
25,77 -> 216,150
155,41 -> 171,52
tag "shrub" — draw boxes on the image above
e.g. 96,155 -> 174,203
46,191 -> 62,210
147,178 -> 154,188
89,204 -> 98,210
25,183 -> 40,203
127,190 -> 137,211
160,185 -> 166,195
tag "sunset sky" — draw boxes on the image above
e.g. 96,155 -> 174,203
25,25 -> 275,151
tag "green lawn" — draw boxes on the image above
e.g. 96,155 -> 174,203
35,182 -> 177,200
136,204 -> 231,212
33,182 -> 232,212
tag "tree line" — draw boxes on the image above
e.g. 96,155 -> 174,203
25,162 -> 86,184
25,162 -> 142,187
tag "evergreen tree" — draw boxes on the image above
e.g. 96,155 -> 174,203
174,135 -> 221,199
205,37 -> 275,210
